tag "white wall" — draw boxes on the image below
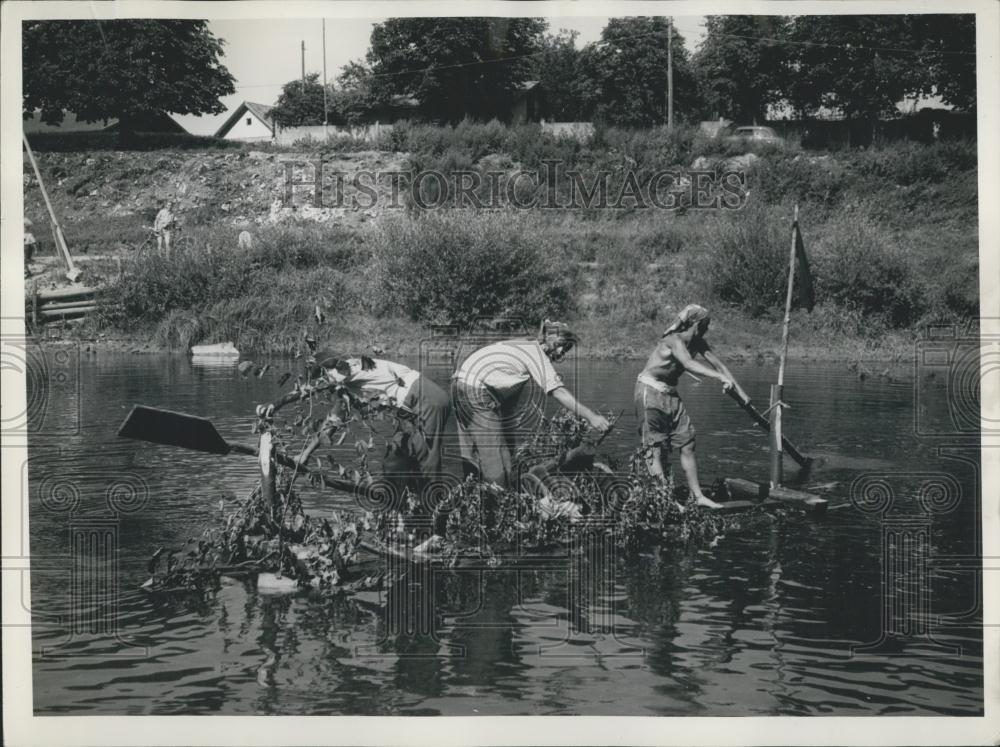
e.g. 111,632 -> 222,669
273,123 -> 392,145
541,121 -> 594,141
222,112 -> 273,141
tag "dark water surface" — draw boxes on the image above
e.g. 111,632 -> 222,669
27,354 -> 982,715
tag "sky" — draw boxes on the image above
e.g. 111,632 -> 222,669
174,16 -> 707,136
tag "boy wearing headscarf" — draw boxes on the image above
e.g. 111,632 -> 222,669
635,304 -> 749,508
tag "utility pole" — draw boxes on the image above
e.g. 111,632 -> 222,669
301,40 -> 306,94
667,18 -> 674,130
322,19 -> 328,134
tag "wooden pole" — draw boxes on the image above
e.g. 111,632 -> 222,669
322,19 -> 328,136
22,133 -> 81,282
667,19 -> 674,130
259,430 -> 277,517
301,40 -> 306,94
770,204 -> 800,487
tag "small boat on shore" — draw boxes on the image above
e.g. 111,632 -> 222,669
190,341 -> 240,357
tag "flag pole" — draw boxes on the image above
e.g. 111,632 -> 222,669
770,203 -> 799,487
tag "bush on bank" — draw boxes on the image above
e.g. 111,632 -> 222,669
369,211 -> 575,328
99,223 -> 361,330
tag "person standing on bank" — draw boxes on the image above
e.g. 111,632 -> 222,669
635,304 -> 750,509
452,320 -> 610,489
154,200 -> 175,256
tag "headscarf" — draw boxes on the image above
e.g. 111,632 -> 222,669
662,304 -> 710,336
539,319 -> 577,346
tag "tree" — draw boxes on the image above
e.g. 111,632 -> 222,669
367,17 -> 547,123
692,16 -> 791,123
783,16 -> 944,124
579,17 -> 700,127
271,72 -> 331,128
531,29 -> 590,121
332,61 -> 383,126
908,14 -> 976,111
22,20 -> 234,135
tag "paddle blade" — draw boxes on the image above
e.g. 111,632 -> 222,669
118,405 -> 232,455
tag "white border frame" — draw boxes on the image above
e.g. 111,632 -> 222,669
2,2 -> 997,745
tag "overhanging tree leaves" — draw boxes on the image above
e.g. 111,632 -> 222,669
23,20 -> 235,134
367,17 -> 547,123
907,14 -> 976,112
580,17 -> 700,127
531,29 -> 590,121
692,16 -> 791,123
783,16 -> 937,124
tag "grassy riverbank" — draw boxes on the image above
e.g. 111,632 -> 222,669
24,127 -> 977,362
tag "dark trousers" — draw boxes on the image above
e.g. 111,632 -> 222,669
452,381 -> 520,489
401,375 -> 451,480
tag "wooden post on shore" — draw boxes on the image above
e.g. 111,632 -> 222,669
22,132 -> 81,282
770,204 -> 800,488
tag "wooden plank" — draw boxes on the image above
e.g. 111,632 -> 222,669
722,477 -> 827,513
35,286 -> 98,302
38,299 -> 97,312
768,485 -> 828,514
724,477 -> 767,502
39,307 -> 93,319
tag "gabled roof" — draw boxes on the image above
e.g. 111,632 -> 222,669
214,101 -> 275,138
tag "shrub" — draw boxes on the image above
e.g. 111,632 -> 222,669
369,211 -> 574,328
810,214 -> 923,329
98,227 -> 360,330
700,201 -> 791,317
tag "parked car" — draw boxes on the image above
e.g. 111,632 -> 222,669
726,126 -> 784,145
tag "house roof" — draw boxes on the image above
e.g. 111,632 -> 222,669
23,110 -> 187,134
214,101 -> 275,138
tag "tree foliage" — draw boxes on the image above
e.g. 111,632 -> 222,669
271,72 -> 330,128
531,29 -> 590,121
332,61 -> 383,126
22,20 -> 234,131
781,15 -> 976,122
907,14 -> 977,111
367,17 -> 547,123
693,16 -> 790,123
579,17 -> 700,127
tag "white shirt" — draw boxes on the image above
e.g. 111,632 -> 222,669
154,208 -> 174,231
454,340 -> 563,399
325,358 -> 420,407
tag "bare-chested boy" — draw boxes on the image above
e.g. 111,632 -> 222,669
635,304 -> 750,508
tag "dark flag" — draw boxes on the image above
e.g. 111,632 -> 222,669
794,221 -> 815,312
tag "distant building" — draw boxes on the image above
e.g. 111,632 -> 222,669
510,80 -> 543,125
214,101 -> 275,142
22,110 -> 187,134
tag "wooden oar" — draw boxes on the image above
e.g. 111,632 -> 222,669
117,405 -> 367,495
726,389 -> 812,469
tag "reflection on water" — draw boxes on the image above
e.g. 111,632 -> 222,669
26,354 -> 982,715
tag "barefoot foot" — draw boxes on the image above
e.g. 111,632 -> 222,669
693,494 -> 722,509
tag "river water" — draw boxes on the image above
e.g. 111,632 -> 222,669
25,353 -> 982,715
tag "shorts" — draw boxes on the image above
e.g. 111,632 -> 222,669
634,380 -> 695,451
